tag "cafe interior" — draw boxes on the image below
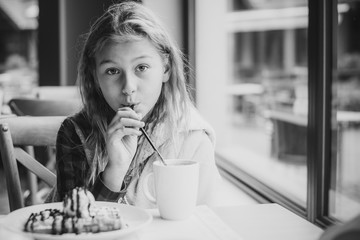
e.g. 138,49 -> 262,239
0,0 -> 360,239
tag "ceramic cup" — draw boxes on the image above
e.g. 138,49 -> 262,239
143,159 -> 199,220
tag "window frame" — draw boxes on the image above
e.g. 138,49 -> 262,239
191,0 -> 341,228
307,0 -> 337,227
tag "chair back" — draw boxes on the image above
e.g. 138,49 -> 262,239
0,116 -> 65,211
35,86 -> 81,101
7,97 -> 80,207
8,98 -> 82,116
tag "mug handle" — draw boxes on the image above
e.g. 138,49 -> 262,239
143,172 -> 156,204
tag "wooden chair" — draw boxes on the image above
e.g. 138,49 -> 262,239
8,98 -> 82,116
35,86 -> 81,102
0,116 -> 65,211
7,97 -> 81,205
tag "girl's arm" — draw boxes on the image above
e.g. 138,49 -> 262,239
101,107 -> 143,193
56,118 -> 125,202
56,118 -> 89,200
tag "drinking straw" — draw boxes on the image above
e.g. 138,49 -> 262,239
140,128 -> 167,166
129,105 -> 167,166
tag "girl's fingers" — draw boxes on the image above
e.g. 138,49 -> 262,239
107,125 -> 142,142
116,127 -> 142,136
108,107 -> 142,129
117,107 -> 141,119
110,118 -> 144,132
108,116 -> 144,136
108,125 -> 142,138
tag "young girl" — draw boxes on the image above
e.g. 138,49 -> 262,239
53,1 -> 221,207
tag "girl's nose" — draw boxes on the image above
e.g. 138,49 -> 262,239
122,88 -> 135,96
122,72 -> 136,96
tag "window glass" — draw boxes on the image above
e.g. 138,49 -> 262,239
330,0 -> 360,222
227,0 -> 308,206
196,0 -> 308,207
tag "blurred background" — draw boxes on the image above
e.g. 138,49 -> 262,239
0,0 -> 360,228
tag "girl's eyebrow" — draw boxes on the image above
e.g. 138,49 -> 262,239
98,59 -> 115,66
132,55 -> 153,62
98,55 -> 153,66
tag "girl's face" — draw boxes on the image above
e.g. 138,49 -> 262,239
95,38 -> 169,120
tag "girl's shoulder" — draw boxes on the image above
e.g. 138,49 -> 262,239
60,110 -> 91,137
187,107 -> 216,146
62,109 -> 89,124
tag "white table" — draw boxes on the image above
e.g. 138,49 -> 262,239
213,204 -> 323,240
136,203 -> 323,240
0,203 -> 323,240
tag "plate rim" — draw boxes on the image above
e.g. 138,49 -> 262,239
1,201 -> 153,240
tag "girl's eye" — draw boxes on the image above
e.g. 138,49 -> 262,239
106,68 -> 120,75
136,65 -> 149,72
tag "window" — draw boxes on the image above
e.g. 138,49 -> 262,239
330,0 -> 360,222
225,1 -> 309,208
195,0 -> 360,225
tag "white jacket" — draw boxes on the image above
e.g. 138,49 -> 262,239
124,107 -> 222,208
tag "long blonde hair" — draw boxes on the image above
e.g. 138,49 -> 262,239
77,2 -> 193,184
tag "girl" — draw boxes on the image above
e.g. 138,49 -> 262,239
53,1 -> 221,207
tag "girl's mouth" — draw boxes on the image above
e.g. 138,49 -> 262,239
121,103 -> 138,110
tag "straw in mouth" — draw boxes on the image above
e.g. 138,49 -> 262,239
129,105 -> 167,166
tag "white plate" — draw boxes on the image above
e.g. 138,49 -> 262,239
1,201 -> 153,240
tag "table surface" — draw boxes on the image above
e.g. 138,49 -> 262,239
213,204 -> 323,240
0,203 -> 324,240
137,203 -> 323,240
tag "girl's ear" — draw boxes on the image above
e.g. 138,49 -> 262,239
162,64 -> 170,83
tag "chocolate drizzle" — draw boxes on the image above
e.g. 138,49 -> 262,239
24,209 -> 62,233
70,190 -> 74,212
76,187 -> 80,217
24,187 -> 127,235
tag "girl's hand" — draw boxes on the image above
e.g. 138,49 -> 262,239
106,107 -> 144,168
102,107 -> 144,192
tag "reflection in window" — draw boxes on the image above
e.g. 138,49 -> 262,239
199,0 -> 310,207
331,1 -> 360,222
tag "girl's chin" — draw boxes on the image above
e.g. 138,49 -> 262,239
139,109 -> 153,123
140,111 -> 150,122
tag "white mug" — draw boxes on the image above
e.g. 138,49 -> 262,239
143,159 -> 199,220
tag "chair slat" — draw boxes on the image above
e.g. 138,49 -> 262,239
4,116 -> 65,146
15,148 -> 56,187
0,123 -> 24,211
9,98 -> 82,117
0,116 -> 63,211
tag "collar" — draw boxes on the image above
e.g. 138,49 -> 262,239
135,106 -> 216,163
